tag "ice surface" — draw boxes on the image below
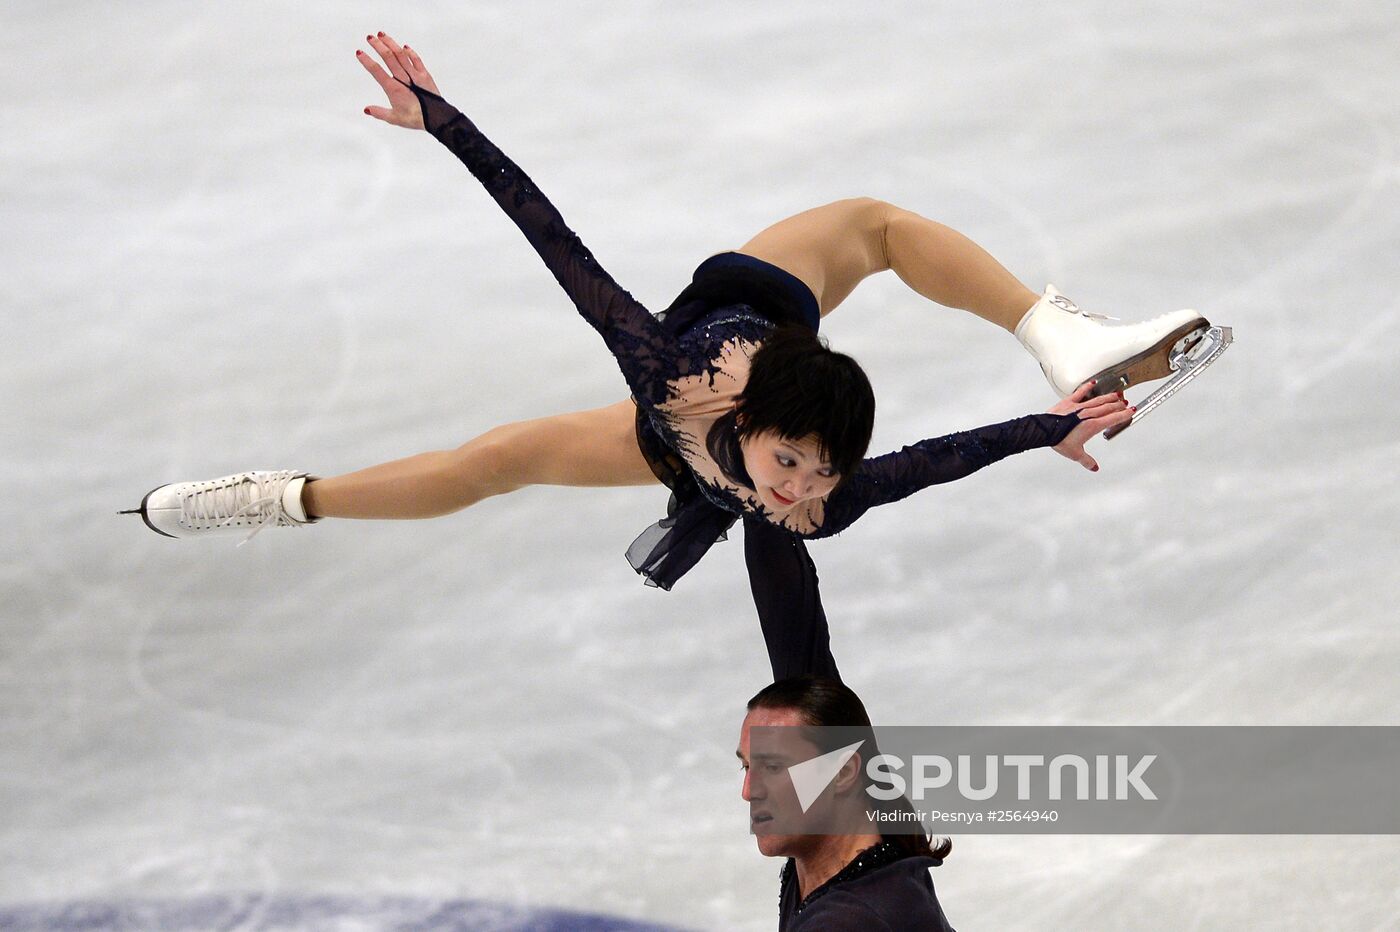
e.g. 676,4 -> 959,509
4,1 -> 1399,929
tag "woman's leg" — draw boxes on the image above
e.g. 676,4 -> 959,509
302,399 -> 656,519
736,197 -> 1037,331
739,198 -> 1218,410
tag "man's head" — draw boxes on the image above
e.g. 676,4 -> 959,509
736,676 -> 876,858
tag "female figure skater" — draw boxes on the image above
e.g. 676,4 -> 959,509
127,34 -> 1211,593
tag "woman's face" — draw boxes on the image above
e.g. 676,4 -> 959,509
739,430 -> 840,514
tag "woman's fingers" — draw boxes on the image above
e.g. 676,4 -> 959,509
356,49 -> 405,125
378,31 -> 405,55
1087,395 -> 1127,416
367,33 -> 410,83
402,44 -> 440,93
1070,425 -> 1101,470
357,33 -> 427,129
1074,394 -> 1128,420
356,47 -> 397,91
1057,430 -> 1099,471
377,31 -> 416,80
363,32 -> 438,95
1055,393 -> 1135,470
1100,407 -> 1135,437
1079,406 -> 1135,442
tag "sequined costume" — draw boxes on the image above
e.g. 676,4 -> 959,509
409,84 -> 1079,599
777,839 -> 954,931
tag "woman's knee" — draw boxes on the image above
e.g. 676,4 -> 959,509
446,403 -> 648,493
448,423 -> 532,496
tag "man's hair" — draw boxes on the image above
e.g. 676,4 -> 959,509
748,675 -> 874,729
733,325 -> 875,482
748,675 -> 952,862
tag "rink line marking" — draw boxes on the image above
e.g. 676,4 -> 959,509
1280,300 -> 1399,399
917,161 -> 1068,285
280,110 -> 393,452
1210,73 -> 1397,319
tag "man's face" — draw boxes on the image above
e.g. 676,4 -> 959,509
737,706 -> 825,858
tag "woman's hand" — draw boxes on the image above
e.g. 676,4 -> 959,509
1049,381 -> 1134,472
356,31 -> 441,130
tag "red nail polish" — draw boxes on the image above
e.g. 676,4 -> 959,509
1091,465 -> 1099,472
363,107 -> 370,115
367,35 -> 373,41
377,31 -> 385,37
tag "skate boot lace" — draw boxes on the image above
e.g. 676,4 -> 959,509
179,471 -> 299,545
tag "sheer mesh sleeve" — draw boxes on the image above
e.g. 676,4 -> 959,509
744,516 -> 841,681
813,412 -> 1081,536
409,84 -> 680,406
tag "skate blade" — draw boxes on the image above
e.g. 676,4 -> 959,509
1086,319 -> 1210,397
1105,325 -> 1233,440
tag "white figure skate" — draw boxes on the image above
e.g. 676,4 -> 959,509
121,470 -> 315,543
1016,286 -> 1233,439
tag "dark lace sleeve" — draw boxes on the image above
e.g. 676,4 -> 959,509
813,412 -> 1081,536
409,84 -> 680,406
744,516 -> 841,681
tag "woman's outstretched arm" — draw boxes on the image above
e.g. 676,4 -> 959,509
813,383 -> 1132,536
357,33 -> 680,406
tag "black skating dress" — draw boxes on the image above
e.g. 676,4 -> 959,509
409,85 -> 1078,671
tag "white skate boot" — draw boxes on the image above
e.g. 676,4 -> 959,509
1016,286 -> 1233,438
122,470 -> 316,543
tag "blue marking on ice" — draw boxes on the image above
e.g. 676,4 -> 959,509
0,894 -> 692,931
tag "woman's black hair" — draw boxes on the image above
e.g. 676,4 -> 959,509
729,325 -> 875,484
747,675 -> 952,863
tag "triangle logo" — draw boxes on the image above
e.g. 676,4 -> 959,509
787,740 -> 866,813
